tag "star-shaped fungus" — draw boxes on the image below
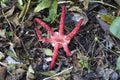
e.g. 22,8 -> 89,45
34,5 -> 84,69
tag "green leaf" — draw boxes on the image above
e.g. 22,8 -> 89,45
100,14 -> 113,24
110,16 -> 120,39
43,16 -> 52,22
34,0 -> 52,12
40,71 -> 56,76
7,31 -> 13,37
116,56 -> 120,70
34,0 -> 58,22
43,48 -> 53,56
49,0 -> 58,22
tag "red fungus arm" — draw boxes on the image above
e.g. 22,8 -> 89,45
59,5 -> 66,35
35,27 -> 52,43
66,18 -> 84,40
34,18 -> 54,35
63,43 -> 72,56
50,43 -> 60,69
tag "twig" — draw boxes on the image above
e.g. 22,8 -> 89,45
2,10 -> 14,35
20,39 -> 29,56
90,0 -> 117,9
58,1 -> 74,5
43,66 -> 73,80
21,0 -> 31,22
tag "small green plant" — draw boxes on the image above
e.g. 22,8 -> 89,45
34,0 -> 58,22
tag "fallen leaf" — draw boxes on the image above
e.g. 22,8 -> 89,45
34,0 -> 52,12
83,0 -> 89,10
43,48 -> 53,56
12,68 -> 26,75
0,29 -> 6,38
12,14 -> 20,26
100,14 -> 113,24
110,16 -> 120,39
5,6 -> 15,17
48,0 -> 58,22
116,56 -> 120,70
0,1 -> 7,8
26,65 -> 35,80
40,71 -> 56,76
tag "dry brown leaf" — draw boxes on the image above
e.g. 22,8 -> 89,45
24,20 -> 33,27
12,68 -> 26,75
68,6 -> 82,13
12,14 -> 20,26
0,66 -> 6,80
83,0 -> 89,10
5,6 -> 15,17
